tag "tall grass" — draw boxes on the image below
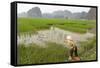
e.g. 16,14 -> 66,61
17,37 -> 96,64
79,37 -> 96,60
17,43 -> 69,65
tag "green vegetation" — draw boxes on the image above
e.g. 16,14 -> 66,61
17,17 -> 96,64
79,37 -> 96,61
17,17 -> 96,33
17,37 -> 96,64
17,43 -> 69,65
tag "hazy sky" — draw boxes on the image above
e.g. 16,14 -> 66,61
17,3 -> 91,14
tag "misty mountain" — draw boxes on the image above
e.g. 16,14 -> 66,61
42,10 -> 87,19
80,12 -> 87,19
64,10 -> 72,18
42,10 -> 72,18
52,10 -> 65,18
71,11 -> 87,19
18,6 -> 92,20
42,13 -> 53,18
27,7 -> 42,17
86,8 -> 96,20
52,10 -> 72,18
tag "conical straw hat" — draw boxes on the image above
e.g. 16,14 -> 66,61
66,35 -> 72,40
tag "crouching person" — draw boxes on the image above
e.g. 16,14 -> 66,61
64,35 -> 80,61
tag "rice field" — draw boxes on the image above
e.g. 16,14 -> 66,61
17,17 -> 96,33
17,17 -> 96,65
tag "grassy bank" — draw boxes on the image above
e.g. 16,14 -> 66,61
17,37 -> 96,65
79,37 -> 96,61
17,43 -> 69,65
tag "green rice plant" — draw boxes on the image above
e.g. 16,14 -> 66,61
17,17 -> 96,33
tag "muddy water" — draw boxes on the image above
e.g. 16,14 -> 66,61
17,27 -> 94,47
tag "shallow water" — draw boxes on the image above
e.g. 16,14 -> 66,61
17,27 -> 94,47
